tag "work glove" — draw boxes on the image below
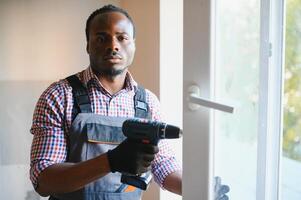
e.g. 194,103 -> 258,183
107,139 -> 159,175
214,176 -> 230,200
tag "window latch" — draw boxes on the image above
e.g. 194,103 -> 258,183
188,85 -> 234,113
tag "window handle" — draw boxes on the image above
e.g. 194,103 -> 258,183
188,85 -> 234,113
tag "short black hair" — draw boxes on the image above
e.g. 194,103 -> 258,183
85,4 -> 135,42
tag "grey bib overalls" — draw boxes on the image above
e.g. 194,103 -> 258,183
49,75 -> 151,200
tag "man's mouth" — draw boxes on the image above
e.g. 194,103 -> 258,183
103,55 -> 122,64
103,55 -> 122,60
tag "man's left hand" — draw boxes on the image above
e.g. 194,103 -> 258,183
214,176 -> 230,200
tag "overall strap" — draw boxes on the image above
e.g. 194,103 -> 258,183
66,75 -> 92,120
67,74 -> 150,120
134,86 -> 151,119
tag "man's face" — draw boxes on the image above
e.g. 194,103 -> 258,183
87,12 -> 136,77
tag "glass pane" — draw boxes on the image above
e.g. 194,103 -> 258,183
214,0 -> 260,199
282,0 -> 301,199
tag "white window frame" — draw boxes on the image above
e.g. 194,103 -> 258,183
183,0 -> 214,199
256,0 -> 285,199
183,0 -> 285,199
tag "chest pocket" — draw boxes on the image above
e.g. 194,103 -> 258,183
85,118 -> 126,160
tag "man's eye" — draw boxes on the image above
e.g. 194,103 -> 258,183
98,36 -> 105,42
118,36 -> 128,41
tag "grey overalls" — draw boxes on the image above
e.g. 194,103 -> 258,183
49,75 -> 151,200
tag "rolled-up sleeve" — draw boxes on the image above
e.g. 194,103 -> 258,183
30,81 -> 70,188
146,89 -> 182,188
151,140 -> 182,188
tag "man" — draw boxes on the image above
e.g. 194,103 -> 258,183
30,4 -> 182,200
30,4 -> 229,200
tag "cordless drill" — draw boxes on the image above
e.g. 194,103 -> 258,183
121,118 -> 182,190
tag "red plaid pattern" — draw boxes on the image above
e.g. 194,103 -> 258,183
30,67 -> 181,189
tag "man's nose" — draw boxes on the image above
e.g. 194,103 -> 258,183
106,38 -> 119,52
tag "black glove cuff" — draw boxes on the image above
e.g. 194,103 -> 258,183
107,150 -> 116,173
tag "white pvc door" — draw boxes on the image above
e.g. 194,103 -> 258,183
182,0 -> 285,199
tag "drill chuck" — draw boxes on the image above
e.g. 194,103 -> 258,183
122,118 -> 182,143
163,124 -> 183,139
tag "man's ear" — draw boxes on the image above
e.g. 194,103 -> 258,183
133,38 -> 136,49
86,42 -> 89,54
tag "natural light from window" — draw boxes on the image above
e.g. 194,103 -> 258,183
213,0 -> 260,199
282,0 -> 301,199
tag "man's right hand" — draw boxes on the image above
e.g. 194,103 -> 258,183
107,139 -> 159,175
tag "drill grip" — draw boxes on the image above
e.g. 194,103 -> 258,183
121,172 -> 152,190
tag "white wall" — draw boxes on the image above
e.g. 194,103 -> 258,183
0,0 -> 121,81
0,1 -> 121,199
160,0 -> 183,200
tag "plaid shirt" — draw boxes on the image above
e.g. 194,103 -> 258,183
30,67 -> 181,189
